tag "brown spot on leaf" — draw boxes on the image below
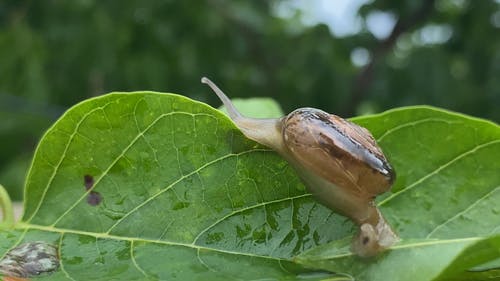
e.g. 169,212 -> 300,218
83,174 -> 101,205
84,174 -> 94,191
86,191 -> 102,206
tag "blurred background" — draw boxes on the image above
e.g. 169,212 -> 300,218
1,0 -> 499,201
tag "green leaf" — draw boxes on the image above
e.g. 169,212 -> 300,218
0,184 -> 14,228
1,93 -> 499,280
297,106 -> 500,280
2,92 -> 340,280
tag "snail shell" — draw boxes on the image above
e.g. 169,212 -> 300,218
202,77 -> 398,257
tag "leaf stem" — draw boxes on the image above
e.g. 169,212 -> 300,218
0,184 -> 15,228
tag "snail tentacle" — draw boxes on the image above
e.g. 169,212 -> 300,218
201,77 -> 242,119
202,77 -> 286,153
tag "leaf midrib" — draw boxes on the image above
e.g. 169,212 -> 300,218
13,222 -> 287,261
299,237 -> 482,261
14,222 -> 483,263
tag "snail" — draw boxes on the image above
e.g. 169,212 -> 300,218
201,77 -> 399,257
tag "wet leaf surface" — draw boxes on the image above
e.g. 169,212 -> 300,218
2,93 -> 339,280
298,107 -> 500,280
0,93 -> 499,280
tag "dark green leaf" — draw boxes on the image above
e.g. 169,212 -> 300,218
2,93 -> 340,280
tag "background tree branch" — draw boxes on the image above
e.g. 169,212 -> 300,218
345,0 -> 436,116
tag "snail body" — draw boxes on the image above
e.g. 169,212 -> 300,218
201,77 -> 399,257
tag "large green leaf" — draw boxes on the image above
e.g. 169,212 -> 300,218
0,93 -> 499,280
297,107 -> 500,280
1,93 -> 342,280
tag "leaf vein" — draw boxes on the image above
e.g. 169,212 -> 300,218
130,240 -> 150,278
191,193 -> 311,245
50,111 -> 218,226
26,100 -> 118,223
319,237 -> 481,260
376,118 -> 461,142
106,149 -> 272,234
0,227 -> 29,261
58,233 -> 77,281
426,185 -> 500,238
196,248 -> 216,272
16,222 -> 289,262
379,139 -> 500,205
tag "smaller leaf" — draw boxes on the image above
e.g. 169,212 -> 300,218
295,234 -> 500,281
0,184 -> 14,228
433,234 -> 500,281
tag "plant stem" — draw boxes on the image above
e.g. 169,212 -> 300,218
0,184 -> 14,227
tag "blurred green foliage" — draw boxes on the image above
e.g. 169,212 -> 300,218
1,0 -> 499,200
